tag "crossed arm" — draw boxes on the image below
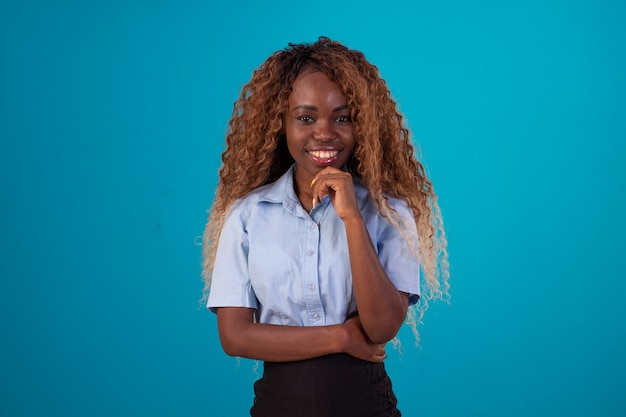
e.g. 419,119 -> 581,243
216,308 -> 397,363
215,167 -> 409,363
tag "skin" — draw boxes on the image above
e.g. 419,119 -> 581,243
216,71 -> 409,363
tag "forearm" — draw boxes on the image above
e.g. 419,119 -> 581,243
217,308 -> 347,362
343,216 -> 408,343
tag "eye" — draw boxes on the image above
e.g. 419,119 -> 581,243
296,115 -> 314,123
335,115 -> 351,123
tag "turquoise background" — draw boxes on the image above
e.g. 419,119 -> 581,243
1,0 -> 625,416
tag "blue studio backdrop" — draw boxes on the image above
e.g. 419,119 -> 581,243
1,1 -> 625,416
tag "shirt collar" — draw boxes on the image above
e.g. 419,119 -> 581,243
259,164 -> 354,218
259,164 -> 301,214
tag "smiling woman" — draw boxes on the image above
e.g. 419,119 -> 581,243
285,71 -> 356,211
202,37 -> 449,417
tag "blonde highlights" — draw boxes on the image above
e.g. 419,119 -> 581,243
202,37 -> 449,336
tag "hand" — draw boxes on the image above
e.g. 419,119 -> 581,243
342,315 -> 387,363
311,167 -> 361,221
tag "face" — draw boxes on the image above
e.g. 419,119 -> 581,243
284,71 -> 355,185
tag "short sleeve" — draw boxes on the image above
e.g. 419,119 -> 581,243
207,203 -> 258,313
376,199 -> 421,305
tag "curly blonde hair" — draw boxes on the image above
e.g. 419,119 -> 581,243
202,36 -> 449,337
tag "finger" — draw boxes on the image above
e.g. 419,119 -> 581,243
311,175 -> 342,207
377,346 -> 387,360
311,182 -> 330,208
311,167 -> 350,188
310,167 -> 342,187
311,173 -> 353,206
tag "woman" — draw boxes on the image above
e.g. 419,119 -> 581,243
203,37 -> 449,417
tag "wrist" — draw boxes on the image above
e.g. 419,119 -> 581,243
331,324 -> 349,354
341,213 -> 365,228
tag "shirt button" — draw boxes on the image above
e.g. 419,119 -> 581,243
308,284 -> 316,292
307,250 -> 314,256
310,223 -> 316,230
312,313 -> 320,321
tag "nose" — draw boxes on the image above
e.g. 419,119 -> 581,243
313,120 -> 335,142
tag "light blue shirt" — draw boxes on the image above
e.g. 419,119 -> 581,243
207,165 -> 420,326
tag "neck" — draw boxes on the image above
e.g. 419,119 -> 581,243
293,167 -> 315,212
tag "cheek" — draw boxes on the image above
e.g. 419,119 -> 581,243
341,129 -> 356,148
284,129 -> 302,158
285,123 -> 308,143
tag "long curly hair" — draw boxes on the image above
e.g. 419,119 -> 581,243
202,36 -> 449,337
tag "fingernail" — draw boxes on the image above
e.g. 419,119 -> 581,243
312,198 -> 316,208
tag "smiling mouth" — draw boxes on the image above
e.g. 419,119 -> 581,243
307,149 -> 340,165
308,150 -> 339,159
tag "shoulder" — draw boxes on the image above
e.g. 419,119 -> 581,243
225,183 -> 274,220
223,172 -> 291,228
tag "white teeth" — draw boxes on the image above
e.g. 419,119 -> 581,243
309,150 -> 338,159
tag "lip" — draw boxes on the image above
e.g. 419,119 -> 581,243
306,147 -> 342,166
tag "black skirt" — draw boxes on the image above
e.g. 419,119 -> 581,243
250,353 -> 401,417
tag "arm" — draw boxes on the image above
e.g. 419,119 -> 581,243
312,168 -> 409,344
216,307 -> 387,362
343,216 -> 410,343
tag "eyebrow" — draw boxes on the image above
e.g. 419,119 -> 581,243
292,104 -> 349,112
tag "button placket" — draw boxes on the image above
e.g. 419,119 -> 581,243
301,218 -> 324,325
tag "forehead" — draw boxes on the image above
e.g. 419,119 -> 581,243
288,71 -> 346,106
